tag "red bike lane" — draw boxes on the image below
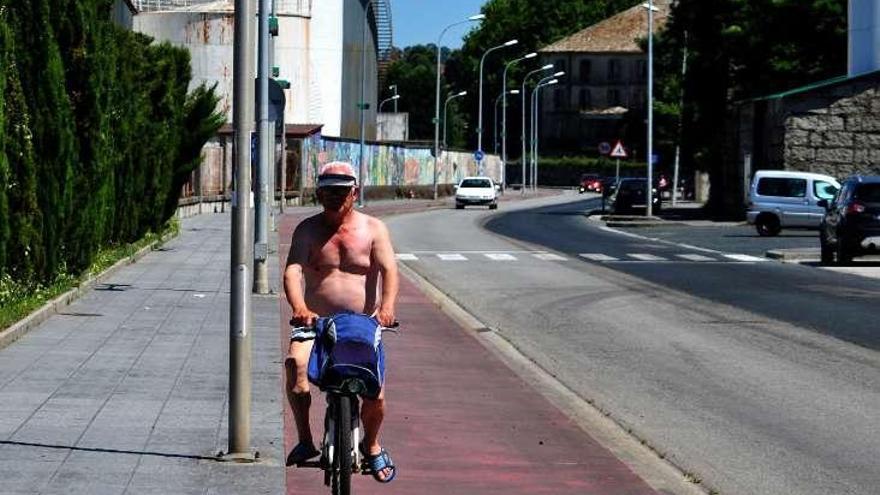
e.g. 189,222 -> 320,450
278,207 -> 660,495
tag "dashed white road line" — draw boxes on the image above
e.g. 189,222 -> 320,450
485,253 -> 517,261
723,254 -> 767,262
437,253 -> 468,261
579,253 -> 619,261
533,253 -> 568,261
396,253 -> 419,261
677,253 -> 715,262
628,253 -> 667,261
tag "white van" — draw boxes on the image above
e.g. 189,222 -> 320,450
747,170 -> 840,236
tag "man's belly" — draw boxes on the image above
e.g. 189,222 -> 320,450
305,270 -> 378,315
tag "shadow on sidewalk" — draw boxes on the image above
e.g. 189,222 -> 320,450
0,440 -> 220,461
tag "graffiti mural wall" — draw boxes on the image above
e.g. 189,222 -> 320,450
302,136 -> 502,189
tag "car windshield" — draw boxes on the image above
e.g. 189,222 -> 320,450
460,179 -> 491,188
854,183 -> 880,202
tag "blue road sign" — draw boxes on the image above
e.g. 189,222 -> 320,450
651,154 -> 660,165
598,142 -> 611,155
474,149 -> 484,162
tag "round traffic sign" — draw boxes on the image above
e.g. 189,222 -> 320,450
598,142 -> 611,155
474,149 -> 484,161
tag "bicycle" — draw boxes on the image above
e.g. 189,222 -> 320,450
291,312 -> 399,495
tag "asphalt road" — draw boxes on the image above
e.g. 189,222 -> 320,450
385,192 -> 880,495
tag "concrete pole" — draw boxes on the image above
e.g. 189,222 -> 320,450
280,117 -> 286,214
229,0 -> 255,459
254,0 -> 270,294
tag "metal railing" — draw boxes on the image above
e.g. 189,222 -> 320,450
134,0 -> 311,15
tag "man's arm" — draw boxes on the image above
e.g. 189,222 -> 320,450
284,223 -> 318,326
371,219 -> 398,327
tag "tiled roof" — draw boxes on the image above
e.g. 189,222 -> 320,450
540,0 -> 671,54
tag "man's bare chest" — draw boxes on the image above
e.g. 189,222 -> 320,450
309,230 -> 373,273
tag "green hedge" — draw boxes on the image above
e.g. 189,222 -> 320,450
505,156 -> 649,187
0,0 -> 223,287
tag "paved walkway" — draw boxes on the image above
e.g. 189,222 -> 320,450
0,213 -> 283,495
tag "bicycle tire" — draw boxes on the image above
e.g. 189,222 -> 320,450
332,396 -> 352,495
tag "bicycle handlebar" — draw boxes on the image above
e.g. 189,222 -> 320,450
289,316 -> 400,342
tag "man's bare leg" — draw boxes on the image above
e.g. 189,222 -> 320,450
286,340 -> 318,464
361,389 -> 393,480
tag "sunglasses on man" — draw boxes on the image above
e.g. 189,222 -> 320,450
319,186 -> 355,196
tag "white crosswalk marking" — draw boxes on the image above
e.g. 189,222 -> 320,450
533,253 -> 568,261
677,254 -> 715,262
724,254 -> 767,262
628,253 -> 667,261
395,253 -> 419,261
485,253 -> 517,261
579,253 -> 619,261
437,253 -> 468,261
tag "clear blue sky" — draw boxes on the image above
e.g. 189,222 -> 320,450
392,0 -> 488,49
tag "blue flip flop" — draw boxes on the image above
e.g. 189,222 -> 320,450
361,446 -> 397,483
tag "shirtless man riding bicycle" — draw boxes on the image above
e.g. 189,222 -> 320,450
284,161 -> 399,483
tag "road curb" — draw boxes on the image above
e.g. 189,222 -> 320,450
0,230 -> 178,351
766,248 -> 820,261
397,262 -> 710,495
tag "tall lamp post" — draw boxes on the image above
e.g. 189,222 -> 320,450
389,84 -> 398,113
521,64 -> 553,193
644,0 -> 658,216
494,89 -> 520,154
500,52 -> 535,189
477,38 -> 518,172
530,71 -> 564,191
532,78 -> 559,192
444,90 -> 467,149
433,14 -> 485,200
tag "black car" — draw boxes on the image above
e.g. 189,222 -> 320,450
818,175 -> 880,264
609,178 -> 661,215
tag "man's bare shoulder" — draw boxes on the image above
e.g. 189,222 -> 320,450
354,211 -> 387,232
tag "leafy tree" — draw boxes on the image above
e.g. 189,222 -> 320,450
383,44 -> 441,140
653,0 -> 846,214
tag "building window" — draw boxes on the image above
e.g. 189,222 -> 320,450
607,89 -> 620,106
608,59 -> 621,82
579,89 -> 591,109
579,60 -> 591,83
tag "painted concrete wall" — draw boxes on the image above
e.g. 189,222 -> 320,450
302,137 -> 502,188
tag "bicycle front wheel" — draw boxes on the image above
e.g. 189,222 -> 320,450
332,396 -> 352,495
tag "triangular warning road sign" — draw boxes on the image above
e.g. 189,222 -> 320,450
610,141 -> 628,158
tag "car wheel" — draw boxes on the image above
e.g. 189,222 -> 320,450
819,232 -> 834,265
489,203 -> 498,210
755,214 -> 781,237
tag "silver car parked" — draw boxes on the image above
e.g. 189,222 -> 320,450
746,170 -> 840,236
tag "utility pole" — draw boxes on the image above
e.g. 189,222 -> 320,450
254,0 -> 270,294
228,0 -> 255,460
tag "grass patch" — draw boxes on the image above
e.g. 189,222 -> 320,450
0,219 -> 179,331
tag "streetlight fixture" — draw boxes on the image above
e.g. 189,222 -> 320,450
379,94 -> 400,112
444,90 -> 467,150
477,38 -> 518,172
530,71 -> 564,191
532,78 -> 559,192
433,14 -> 485,200
521,64 -> 553,193
494,89 -> 520,154
500,52 -> 535,190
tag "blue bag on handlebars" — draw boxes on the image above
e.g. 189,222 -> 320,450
307,312 -> 385,399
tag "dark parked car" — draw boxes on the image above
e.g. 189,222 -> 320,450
609,178 -> 660,214
819,175 -> 880,264
578,174 -> 602,193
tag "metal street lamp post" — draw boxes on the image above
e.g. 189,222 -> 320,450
494,89 -> 519,154
521,64 -> 553,193
532,78 -> 559,192
477,38 -> 518,172
643,0 -> 658,216
530,71 -> 564,191
444,90 -> 467,150
433,14 -> 485,200
500,52 -> 535,189
389,84 -> 398,113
